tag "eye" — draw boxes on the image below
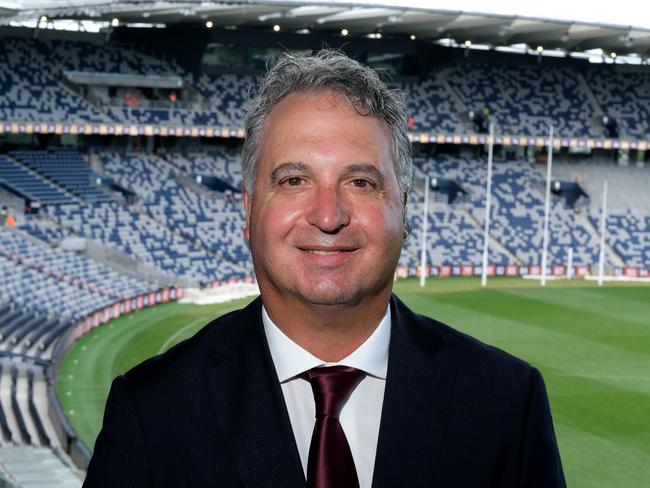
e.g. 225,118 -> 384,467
351,178 -> 374,189
282,176 -> 304,186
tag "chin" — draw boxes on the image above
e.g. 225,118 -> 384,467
293,279 -> 382,307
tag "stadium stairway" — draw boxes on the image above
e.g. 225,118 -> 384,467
437,67 -> 474,133
13,368 -> 36,446
80,238 -> 179,289
57,76 -> 113,123
574,211 -> 625,267
39,204 -> 189,287
95,150 -> 251,281
0,365 -> 21,446
0,446 -> 82,488
174,172 -> 219,200
462,208 -> 522,264
575,72 -> 607,137
129,200 -> 243,284
0,366 -> 14,445
0,362 -> 82,486
29,373 -> 59,449
583,68 -> 650,138
15,217 -> 180,289
159,147 -> 243,189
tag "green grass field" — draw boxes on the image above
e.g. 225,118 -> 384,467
56,277 -> 650,487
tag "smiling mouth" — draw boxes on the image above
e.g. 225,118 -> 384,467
305,249 -> 348,255
299,247 -> 358,255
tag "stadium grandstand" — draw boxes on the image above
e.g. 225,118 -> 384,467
0,0 -> 649,486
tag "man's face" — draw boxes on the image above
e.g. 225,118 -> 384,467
244,90 -> 405,308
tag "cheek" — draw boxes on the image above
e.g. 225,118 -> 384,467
356,203 -> 404,239
252,200 -> 304,240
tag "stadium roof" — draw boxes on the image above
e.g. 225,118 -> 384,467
2,1 -> 650,58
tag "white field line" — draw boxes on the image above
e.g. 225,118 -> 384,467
157,317 -> 209,355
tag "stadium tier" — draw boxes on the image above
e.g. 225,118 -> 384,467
445,65 -> 597,137
191,73 -> 256,126
2,149 -> 648,285
0,39 -> 109,124
583,68 -> 650,138
1,37 -> 650,139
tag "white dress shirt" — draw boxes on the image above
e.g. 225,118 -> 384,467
262,306 -> 391,488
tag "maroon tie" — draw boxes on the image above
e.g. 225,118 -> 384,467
302,366 -> 366,488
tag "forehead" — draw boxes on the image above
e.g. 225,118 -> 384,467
258,90 -> 394,174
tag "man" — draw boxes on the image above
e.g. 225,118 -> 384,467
84,50 -> 565,488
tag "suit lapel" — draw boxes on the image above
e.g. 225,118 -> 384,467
372,296 -> 457,488
202,298 -> 305,488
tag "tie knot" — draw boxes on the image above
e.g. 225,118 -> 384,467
302,366 -> 365,419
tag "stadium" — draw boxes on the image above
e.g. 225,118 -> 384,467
0,0 -> 648,486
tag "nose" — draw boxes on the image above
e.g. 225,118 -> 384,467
306,184 -> 351,233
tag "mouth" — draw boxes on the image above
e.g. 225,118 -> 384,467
302,248 -> 353,255
297,245 -> 359,256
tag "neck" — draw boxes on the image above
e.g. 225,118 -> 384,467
262,291 -> 391,362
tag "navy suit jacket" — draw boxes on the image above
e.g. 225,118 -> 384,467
84,295 -> 566,487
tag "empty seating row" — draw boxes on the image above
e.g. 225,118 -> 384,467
161,147 -> 243,188
0,254 -> 116,322
0,155 -> 75,205
0,227 -> 155,299
8,150 -> 110,203
44,201 -> 245,284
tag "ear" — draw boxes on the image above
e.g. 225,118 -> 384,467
243,186 -> 252,242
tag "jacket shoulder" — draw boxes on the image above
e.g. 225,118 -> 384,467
120,298 -> 261,390
392,294 -> 535,380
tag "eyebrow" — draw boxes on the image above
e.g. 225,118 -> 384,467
269,162 -> 387,188
270,162 -> 311,183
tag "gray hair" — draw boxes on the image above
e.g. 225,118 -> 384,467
241,49 -> 413,197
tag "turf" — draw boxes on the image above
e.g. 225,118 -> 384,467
56,277 -> 650,487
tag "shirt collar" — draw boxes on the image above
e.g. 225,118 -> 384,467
262,305 -> 391,383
